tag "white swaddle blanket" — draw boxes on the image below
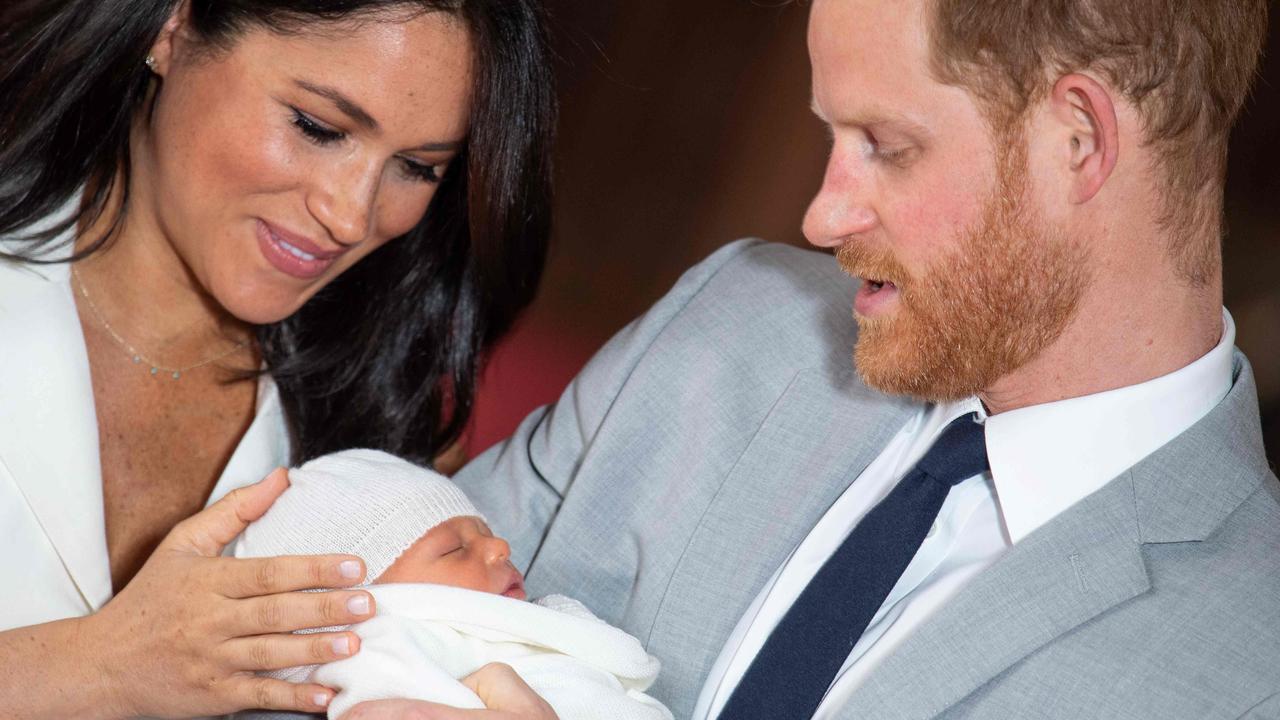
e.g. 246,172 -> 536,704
271,583 -> 672,720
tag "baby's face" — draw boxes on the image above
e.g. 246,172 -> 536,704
377,516 -> 526,600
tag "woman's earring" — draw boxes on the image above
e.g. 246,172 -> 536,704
145,55 -> 158,73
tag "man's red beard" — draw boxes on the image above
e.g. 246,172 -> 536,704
837,140 -> 1090,403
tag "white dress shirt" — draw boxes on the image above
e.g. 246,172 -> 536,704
693,310 -> 1237,719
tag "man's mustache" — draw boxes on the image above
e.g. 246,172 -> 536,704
835,242 -> 914,288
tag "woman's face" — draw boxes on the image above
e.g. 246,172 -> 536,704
140,9 -> 472,324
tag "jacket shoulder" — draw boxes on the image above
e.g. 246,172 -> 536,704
651,239 -> 859,375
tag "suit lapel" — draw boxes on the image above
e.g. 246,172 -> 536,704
835,352 -> 1269,720
645,367 -> 916,714
835,473 -> 1149,720
0,258 -> 112,610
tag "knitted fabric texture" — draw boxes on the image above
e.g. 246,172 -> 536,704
233,448 -> 484,583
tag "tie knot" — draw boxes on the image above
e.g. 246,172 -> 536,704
915,412 -> 989,486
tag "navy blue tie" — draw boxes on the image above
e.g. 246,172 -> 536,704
718,413 -> 989,720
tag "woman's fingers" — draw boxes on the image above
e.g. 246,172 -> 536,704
82,476 -> 372,719
230,590 -> 376,635
166,468 -> 291,556
228,675 -> 337,714
224,631 -> 361,671
219,554 -> 367,598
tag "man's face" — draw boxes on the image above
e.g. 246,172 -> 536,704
803,0 -> 1089,402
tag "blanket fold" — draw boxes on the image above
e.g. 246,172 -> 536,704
262,584 -> 672,720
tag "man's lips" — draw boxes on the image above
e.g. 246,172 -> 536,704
854,276 -> 900,317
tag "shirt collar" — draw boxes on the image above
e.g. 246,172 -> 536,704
983,308 -> 1236,544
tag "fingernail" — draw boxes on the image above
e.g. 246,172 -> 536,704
313,692 -> 330,708
339,560 -> 362,579
332,636 -> 351,656
347,594 -> 371,615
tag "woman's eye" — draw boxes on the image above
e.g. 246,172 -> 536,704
399,158 -> 444,184
291,109 -> 345,145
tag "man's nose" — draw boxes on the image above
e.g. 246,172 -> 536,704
802,156 -> 878,249
307,157 -> 380,247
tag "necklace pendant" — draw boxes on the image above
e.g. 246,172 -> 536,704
132,355 -> 142,364
172,371 -> 181,380
149,367 -> 159,376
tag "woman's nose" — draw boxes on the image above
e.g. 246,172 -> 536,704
802,155 -> 878,249
307,157 -> 380,247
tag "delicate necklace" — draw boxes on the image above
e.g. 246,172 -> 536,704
71,266 -> 251,380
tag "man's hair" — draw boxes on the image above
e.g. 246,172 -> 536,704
927,0 -> 1269,286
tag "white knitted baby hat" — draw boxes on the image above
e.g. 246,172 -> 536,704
234,448 -> 484,583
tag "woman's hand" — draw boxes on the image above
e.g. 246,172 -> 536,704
82,468 -> 377,718
339,663 -> 560,720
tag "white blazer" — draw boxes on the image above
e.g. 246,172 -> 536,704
0,213 -> 290,632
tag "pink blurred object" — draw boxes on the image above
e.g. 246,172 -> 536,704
467,313 -> 600,458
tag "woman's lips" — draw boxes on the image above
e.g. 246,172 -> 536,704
256,220 -> 343,280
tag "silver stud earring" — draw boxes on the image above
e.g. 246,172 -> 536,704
145,55 -> 158,72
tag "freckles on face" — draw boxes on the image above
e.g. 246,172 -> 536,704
142,11 -> 472,325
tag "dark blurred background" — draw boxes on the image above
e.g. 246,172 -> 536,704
465,2 -> 1280,471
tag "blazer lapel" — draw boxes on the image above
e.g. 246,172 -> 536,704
835,352 -> 1270,720
645,367 -> 916,713
835,473 -> 1150,720
0,258 -> 112,611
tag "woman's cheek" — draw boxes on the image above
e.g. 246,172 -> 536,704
374,184 -> 438,241
224,124 -> 305,194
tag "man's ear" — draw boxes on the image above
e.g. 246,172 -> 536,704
1049,73 -> 1120,205
147,1 -> 193,77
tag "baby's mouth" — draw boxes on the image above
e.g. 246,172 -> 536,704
502,574 -> 527,600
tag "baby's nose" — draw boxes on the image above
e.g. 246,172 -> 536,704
483,536 -> 511,564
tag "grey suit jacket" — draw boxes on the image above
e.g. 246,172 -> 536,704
456,239 -> 1280,719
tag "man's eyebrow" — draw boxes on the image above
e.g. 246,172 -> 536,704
811,98 -> 930,136
295,79 -> 379,131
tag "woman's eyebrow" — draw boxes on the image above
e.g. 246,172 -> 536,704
293,78 -> 463,153
295,78 -> 379,130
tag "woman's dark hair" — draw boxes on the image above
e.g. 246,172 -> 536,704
0,0 -> 555,466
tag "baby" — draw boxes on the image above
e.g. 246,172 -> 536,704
232,449 -> 671,720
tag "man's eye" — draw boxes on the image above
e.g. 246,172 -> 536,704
871,140 -> 915,167
877,147 -> 912,165
291,109 -> 345,145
